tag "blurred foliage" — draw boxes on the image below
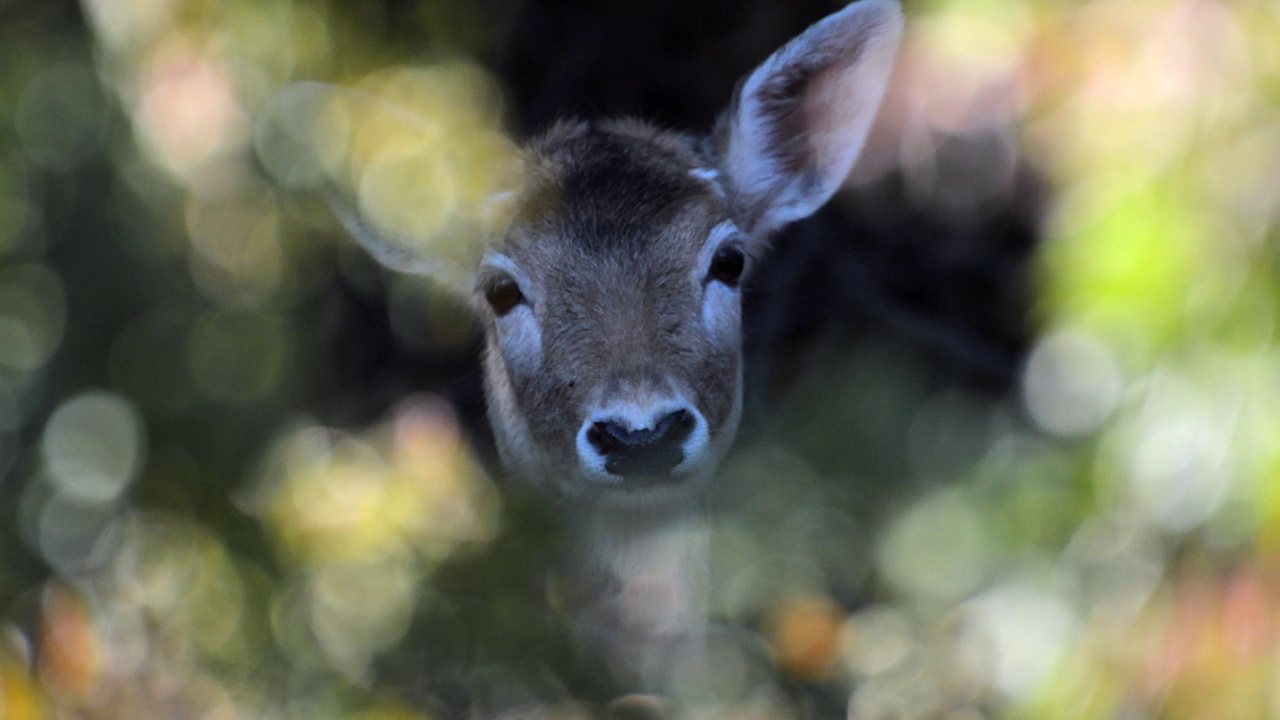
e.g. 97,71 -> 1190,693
0,0 -> 1278,718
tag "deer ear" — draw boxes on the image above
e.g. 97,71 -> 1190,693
259,79 -> 520,294
717,0 -> 903,237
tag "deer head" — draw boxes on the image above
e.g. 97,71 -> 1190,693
269,0 -> 902,512
264,0 -> 904,688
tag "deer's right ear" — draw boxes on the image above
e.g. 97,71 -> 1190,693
258,79 -> 520,294
716,0 -> 903,238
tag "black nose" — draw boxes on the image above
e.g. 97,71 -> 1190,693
586,409 -> 696,477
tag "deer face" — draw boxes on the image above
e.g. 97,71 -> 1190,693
270,0 -> 904,509
477,123 -> 747,504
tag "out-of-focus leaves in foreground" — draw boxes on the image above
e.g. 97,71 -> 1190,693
1,0 -> 1279,718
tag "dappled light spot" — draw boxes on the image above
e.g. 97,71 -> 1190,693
961,576 -> 1078,699
41,392 -> 144,505
251,396 -> 498,680
112,514 -> 250,657
841,606 -> 913,678
908,1 -> 1030,135
765,595 -> 845,683
877,489 -> 992,605
1123,370 -> 1233,532
663,628 -> 776,715
38,586 -> 102,702
34,494 -> 122,573
82,0 -> 180,52
184,182 -> 285,303
258,397 -> 498,565
256,63 -> 522,290
1023,329 -> 1124,437
7,512 -> 271,718
308,557 -> 418,681
0,265 -> 66,374
0,658 -> 46,720
136,36 -> 248,180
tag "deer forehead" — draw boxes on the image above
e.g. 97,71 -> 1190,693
476,125 -> 742,391
499,122 -> 730,271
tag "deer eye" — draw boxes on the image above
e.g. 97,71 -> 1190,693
483,274 -> 525,316
708,246 -> 746,288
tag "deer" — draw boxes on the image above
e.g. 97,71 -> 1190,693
269,0 -> 903,696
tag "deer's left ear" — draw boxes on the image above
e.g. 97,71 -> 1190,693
716,0 -> 903,237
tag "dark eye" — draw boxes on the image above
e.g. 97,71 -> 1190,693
483,274 -> 525,316
708,246 -> 746,287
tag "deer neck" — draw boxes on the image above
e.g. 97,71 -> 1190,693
557,499 -> 711,681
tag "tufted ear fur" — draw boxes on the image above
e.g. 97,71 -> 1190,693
716,0 -> 903,237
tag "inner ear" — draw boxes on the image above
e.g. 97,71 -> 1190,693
717,0 -> 903,236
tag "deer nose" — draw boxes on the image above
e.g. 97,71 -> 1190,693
586,409 -> 697,477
